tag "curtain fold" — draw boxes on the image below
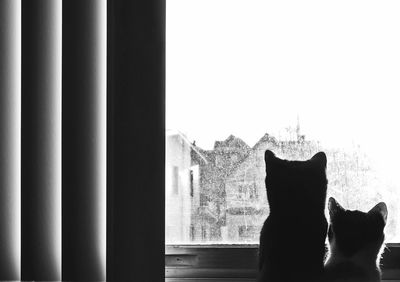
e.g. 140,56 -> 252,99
62,0 -> 107,280
107,1 -> 165,281
21,0 -> 62,280
0,0 -> 165,280
0,0 -> 21,280
1,0 -> 106,280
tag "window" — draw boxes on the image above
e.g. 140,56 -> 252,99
238,185 -> 244,199
165,0 -> 400,280
201,225 -> 207,241
249,183 -> 258,200
200,194 -> 208,207
190,169 -> 194,197
190,225 -> 195,241
172,166 -> 179,195
166,0 -> 400,245
238,225 -> 256,241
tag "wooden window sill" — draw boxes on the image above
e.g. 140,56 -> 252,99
165,244 -> 400,281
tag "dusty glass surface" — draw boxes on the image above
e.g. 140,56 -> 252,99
166,0 -> 400,244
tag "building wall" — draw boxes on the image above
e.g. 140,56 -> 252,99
166,130 -> 400,244
223,137 -> 319,242
166,134 -> 193,243
224,148 -> 269,242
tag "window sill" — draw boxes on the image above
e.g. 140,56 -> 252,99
165,244 -> 400,281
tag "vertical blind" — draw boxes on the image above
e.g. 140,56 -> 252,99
1,0 -> 106,280
0,0 -> 21,279
22,0 -> 62,279
0,0 -> 165,281
62,0 -> 106,281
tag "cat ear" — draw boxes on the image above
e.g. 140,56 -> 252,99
368,202 -> 388,224
311,151 -> 327,168
264,150 -> 275,163
328,197 -> 345,219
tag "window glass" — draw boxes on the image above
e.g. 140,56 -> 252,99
166,0 -> 400,244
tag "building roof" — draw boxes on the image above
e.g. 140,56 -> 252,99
224,132 -> 310,178
252,132 -> 278,151
166,129 -> 208,164
214,134 -> 251,151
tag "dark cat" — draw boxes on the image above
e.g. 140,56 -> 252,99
257,150 -> 328,282
324,197 -> 388,282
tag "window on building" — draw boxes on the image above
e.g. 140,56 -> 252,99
238,185 -> 244,200
172,166 -> 179,195
201,225 -> 207,241
190,225 -> 195,241
166,0 -> 400,245
249,183 -> 258,200
238,225 -> 256,241
200,194 -> 208,207
190,169 -> 194,197
215,155 -> 223,168
231,154 -> 238,163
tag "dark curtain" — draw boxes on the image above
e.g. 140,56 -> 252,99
107,1 -> 165,281
0,0 -> 165,281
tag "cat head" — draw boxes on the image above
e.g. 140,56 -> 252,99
328,197 -> 387,257
264,150 -> 328,216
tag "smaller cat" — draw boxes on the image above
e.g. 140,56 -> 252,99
324,197 -> 388,282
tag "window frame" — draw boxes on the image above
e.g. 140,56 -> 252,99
160,1 -> 400,281
165,244 -> 400,281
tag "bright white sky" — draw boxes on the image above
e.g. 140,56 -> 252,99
166,0 -> 400,175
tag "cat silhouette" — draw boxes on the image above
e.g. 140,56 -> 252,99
258,150 -> 328,282
324,197 -> 388,282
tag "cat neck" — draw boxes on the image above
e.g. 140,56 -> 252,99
326,239 -> 383,272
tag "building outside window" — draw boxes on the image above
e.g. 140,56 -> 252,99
166,0 -> 400,246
